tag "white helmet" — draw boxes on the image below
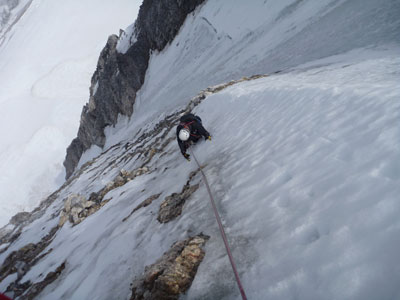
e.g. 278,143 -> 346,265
179,128 -> 190,141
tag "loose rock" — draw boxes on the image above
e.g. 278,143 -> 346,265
158,169 -> 200,223
131,234 -> 209,300
59,194 -> 99,226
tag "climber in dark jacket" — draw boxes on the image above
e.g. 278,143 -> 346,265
176,113 -> 211,161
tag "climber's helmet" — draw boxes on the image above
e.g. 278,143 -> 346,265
179,128 -> 190,141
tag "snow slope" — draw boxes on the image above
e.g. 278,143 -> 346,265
104,0 -> 400,147
1,0 -> 400,299
0,0 -> 33,47
0,0 -> 142,226
1,47 -> 399,300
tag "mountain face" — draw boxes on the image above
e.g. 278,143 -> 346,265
64,0 -> 400,179
1,0 -> 400,299
64,0 -> 205,179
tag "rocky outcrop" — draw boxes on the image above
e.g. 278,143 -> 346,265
64,0 -> 205,179
21,262 -> 65,300
130,234 -> 209,300
58,194 -> 101,227
9,212 -> 31,226
0,226 -> 58,298
157,169 -> 200,223
6,262 -> 65,300
59,167 -> 150,226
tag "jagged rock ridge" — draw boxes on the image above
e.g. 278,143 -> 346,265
63,0 -> 205,179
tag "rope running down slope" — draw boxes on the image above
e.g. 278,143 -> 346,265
191,149 -> 248,300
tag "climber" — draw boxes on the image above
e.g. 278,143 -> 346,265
176,113 -> 211,161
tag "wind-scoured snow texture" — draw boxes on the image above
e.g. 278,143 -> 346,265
1,0 -> 400,299
0,49 -> 399,299
64,0 -> 206,179
66,0 -> 400,176
0,0 -> 142,227
90,0 -> 400,160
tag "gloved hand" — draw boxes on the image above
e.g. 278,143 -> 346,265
206,135 -> 212,141
183,153 -> 191,161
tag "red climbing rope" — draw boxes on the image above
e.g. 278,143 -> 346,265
191,149 -> 248,300
0,293 -> 12,300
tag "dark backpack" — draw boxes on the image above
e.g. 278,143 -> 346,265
180,113 -> 202,125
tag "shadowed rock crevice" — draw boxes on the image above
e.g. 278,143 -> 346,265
58,194 -> 105,227
130,234 -> 209,300
122,193 -> 162,222
157,169 -> 201,223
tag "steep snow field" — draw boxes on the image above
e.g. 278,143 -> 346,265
1,48 -> 399,299
1,0 -> 400,299
0,0 -> 142,226
105,0 -> 400,147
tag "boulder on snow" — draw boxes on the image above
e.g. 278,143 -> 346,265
130,234 -> 210,300
59,194 -> 100,226
60,167 -> 152,226
135,166 -> 149,176
9,212 -> 31,226
157,169 -> 200,223
157,184 -> 199,224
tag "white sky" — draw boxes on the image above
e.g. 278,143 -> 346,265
0,0 -> 142,226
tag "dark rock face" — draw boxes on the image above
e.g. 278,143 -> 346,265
157,169 -> 200,223
6,262 -> 65,300
9,212 -> 31,226
22,262 -> 65,300
0,226 -> 59,298
130,234 -> 209,300
64,0 -> 205,179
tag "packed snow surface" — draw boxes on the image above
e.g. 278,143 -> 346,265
0,0 -> 142,226
1,48 -> 399,299
104,0 -> 400,147
1,0 -> 400,299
